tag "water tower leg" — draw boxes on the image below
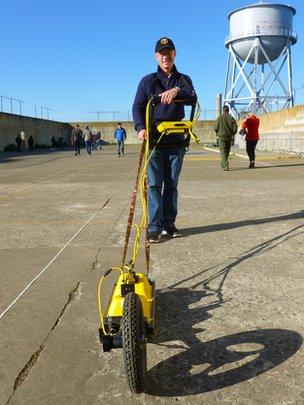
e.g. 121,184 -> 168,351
252,39 -> 260,113
286,41 -> 294,107
224,51 -> 231,102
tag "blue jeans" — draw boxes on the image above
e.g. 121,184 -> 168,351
117,141 -> 124,156
85,140 -> 92,155
147,147 -> 185,233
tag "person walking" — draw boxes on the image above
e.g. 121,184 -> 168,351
114,123 -> 127,157
28,135 -> 34,152
95,131 -> 103,150
83,126 -> 93,156
214,105 -> 238,171
57,132 -> 64,150
15,134 -> 21,151
132,36 -> 197,243
92,131 -> 97,150
72,124 -> 83,156
241,112 -> 260,168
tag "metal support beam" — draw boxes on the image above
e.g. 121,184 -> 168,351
224,38 -> 295,116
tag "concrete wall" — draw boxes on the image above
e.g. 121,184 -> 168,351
0,112 -> 72,151
71,120 -> 218,145
234,104 -> 304,154
4,104 -> 303,153
0,114 -> 217,151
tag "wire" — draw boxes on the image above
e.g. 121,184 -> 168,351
98,97 -> 200,334
98,266 -> 124,336
0,167 -> 139,321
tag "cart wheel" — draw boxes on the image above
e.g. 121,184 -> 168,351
122,292 -> 147,393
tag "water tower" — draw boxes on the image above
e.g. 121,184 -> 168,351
224,1 -> 297,116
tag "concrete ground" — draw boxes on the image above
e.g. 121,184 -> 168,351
0,144 -> 303,405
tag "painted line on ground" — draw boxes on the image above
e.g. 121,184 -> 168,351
0,167 -> 137,321
202,147 -> 301,167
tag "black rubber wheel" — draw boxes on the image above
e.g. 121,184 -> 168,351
122,292 -> 147,393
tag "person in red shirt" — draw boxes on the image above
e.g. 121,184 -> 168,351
241,112 -> 260,168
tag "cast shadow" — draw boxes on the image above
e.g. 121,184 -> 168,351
147,328 -> 302,396
181,210 -> 304,237
230,162 -> 304,171
146,223 -> 304,396
151,288 -> 223,348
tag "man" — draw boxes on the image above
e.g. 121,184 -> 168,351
114,123 -> 127,157
214,105 -> 238,171
28,135 -> 34,152
57,131 -> 64,150
15,134 -> 21,151
71,124 -> 82,156
83,126 -> 93,156
95,131 -> 103,150
241,112 -> 260,168
132,37 -> 197,243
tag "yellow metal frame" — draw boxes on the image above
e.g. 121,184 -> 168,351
105,273 -> 155,325
157,120 -> 193,135
156,120 -> 200,144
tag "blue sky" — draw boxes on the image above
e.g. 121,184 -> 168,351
0,0 -> 303,122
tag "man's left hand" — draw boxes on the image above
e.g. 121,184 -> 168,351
159,87 -> 179,104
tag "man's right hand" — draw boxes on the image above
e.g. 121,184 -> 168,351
138,129 -> 147,142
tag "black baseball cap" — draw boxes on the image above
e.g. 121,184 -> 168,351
155,37 -> 175,53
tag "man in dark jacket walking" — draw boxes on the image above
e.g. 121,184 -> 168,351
132,37 -> 197,242
214,105 -> 238,171
72,124 -> 83,156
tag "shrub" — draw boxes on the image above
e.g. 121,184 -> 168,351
4,143 -> 18,152
34,143 -> 49,149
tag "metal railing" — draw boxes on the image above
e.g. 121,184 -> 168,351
85,109 -> 217,122
0,95 -> 23,115
225,27 -> 297,44
0,94 -> 55,120
234,132 -> 304,157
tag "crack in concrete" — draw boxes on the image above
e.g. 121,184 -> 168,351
7,191 -> 133,402
51,282 -> 81,331
7,282 -> 81,403
12,344 -> 45,391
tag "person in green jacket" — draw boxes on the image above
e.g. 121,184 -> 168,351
214,105 -> 238,171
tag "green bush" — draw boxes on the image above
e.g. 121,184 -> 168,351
34,143 -> 49,149
4,143 -> 18,152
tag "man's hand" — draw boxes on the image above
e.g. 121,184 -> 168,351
159,87 -> 179,104
138,129 -> 147,142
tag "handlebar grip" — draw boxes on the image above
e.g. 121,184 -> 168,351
151,95 -> 187,105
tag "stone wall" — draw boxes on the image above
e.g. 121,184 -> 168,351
71,120 -> 218,145
0,112 -> 72,151
234,104 -> 304,154
0,114 -> 218,151
4,104 -> 304,153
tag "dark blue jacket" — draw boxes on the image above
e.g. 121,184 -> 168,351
132,65 -> 197,148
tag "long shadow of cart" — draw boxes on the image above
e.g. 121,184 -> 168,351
147,221 -> 304,396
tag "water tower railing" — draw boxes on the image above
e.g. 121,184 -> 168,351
225,27 -> 297,45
